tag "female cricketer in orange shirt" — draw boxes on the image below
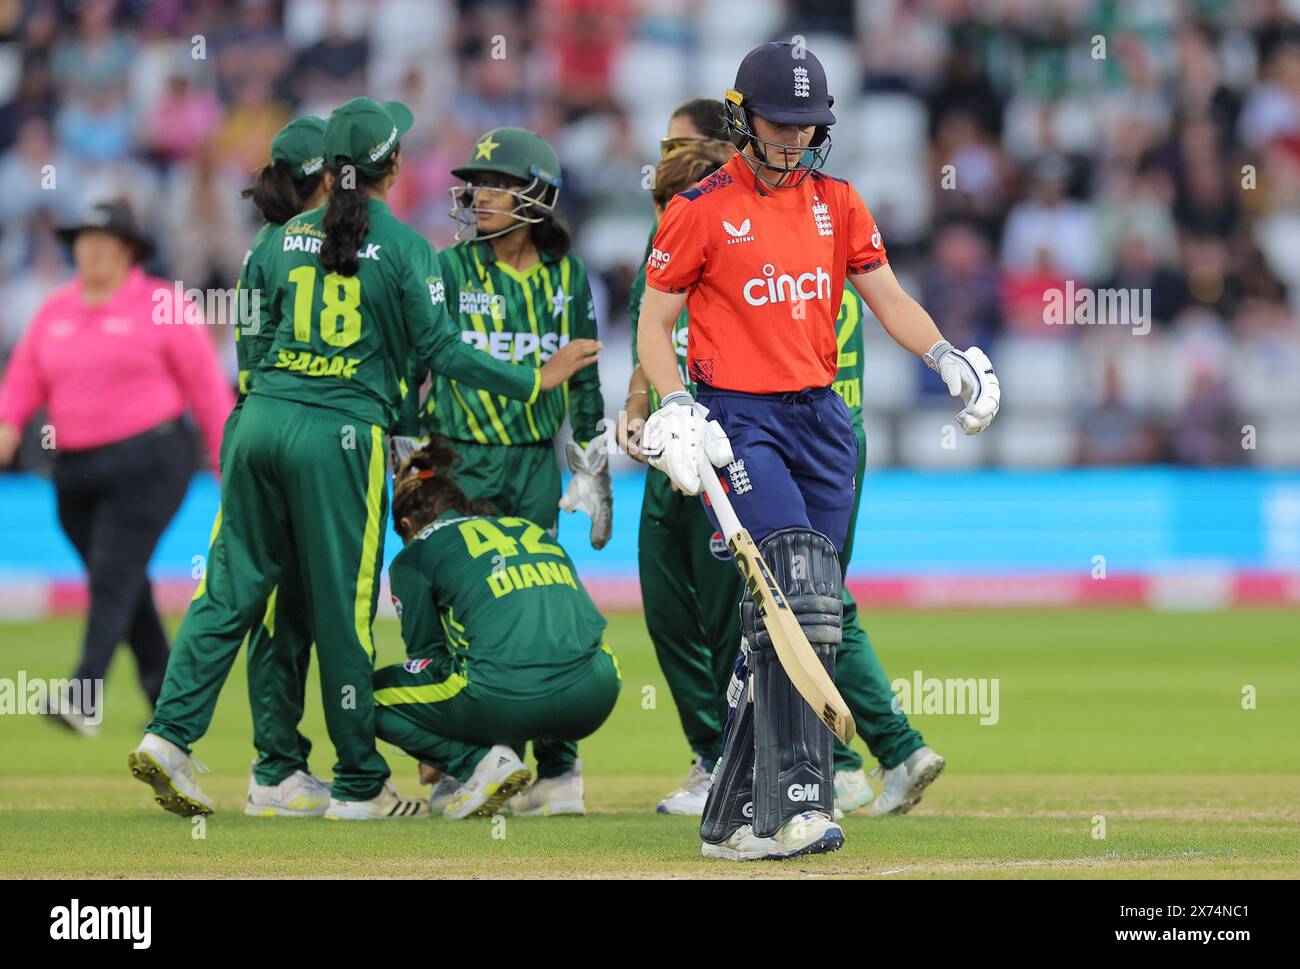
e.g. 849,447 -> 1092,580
638,42 -> 1001,861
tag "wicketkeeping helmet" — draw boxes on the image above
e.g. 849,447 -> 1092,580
449,127 -> 563,241
724,42 -> 836,188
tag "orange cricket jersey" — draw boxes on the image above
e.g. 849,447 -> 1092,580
645,153 -> 888,393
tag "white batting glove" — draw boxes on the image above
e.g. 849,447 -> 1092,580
641,392 -> 733,495
558,433 -> 613,550
389,434 -> 425,473
925,341 -> 1002,435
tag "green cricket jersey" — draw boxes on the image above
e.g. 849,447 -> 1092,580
831,287 -> 865,417
248,199 -> 542,430
388,511 -> 608,699
233,221 -> 277,400
422,240 -> 604,447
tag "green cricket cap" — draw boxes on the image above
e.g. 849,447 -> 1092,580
270,116 -> 326,180
323,97 -> 414,177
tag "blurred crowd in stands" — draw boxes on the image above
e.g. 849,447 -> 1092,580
2,0 -> 1298,470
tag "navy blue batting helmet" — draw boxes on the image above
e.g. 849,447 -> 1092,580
724,42 -> 836,186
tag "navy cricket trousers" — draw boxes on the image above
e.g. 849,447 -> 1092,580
694,384 -> 858,551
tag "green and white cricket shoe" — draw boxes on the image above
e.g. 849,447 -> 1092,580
325,780 -> 428,820
443,746 -> 532,820
427,773 -> 462,813
701,824 -> 779,861
128,733 -> 214,817
657,760 -> 712,816
506,758 -> 586,817
868,746 -> 946,816
833,768 -> 874,819
772,810 -> 844,858
244,767 -> 331,818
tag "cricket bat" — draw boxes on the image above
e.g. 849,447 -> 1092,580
697,452 -> 856,744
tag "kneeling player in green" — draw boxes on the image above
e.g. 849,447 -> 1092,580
373,441 -> 621,820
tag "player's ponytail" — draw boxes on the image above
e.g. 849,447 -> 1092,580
321,156 -> 387,276
241,159 -> 323,226
392,438 -> 496,541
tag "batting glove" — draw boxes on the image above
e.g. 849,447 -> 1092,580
559,433 -> 613,550
925,341 -> 1002,435
641,392 -> 733,495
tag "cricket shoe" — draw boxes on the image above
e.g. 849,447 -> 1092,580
700,825 -> 779,861
657,760 -> 712,815
833,768 -> 874,819
771,810 -> 845,858
244,767 -> 331,817
868,746 -> 946,816
506,758 -> 586,817
128,733 -> 214,817
443,746 -> 532,820
325,780 -> 428,820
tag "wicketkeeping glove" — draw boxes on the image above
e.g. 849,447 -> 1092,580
925,341 -> 1002,435
559,433 -> 613,549
640,392 -> 733,495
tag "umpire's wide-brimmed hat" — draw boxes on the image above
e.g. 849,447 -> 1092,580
55,200 -> 155,262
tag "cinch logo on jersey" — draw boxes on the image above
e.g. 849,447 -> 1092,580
722,218 -> 754,244
283,235 -> 382,262
487,560 -> 579,599
788,783 -> 820,802
648,247 -> 671,271
742,263 -> 832,307
461,330 -> 569,363
458,291 -> 506,319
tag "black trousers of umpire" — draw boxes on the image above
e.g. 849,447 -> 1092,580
52,421 -> 194,713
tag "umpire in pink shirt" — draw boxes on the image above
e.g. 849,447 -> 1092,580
0,200 -> 234,728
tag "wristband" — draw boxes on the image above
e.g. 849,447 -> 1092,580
923,340 -> 955,372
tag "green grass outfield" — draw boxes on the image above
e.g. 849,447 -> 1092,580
1,609 -> 1297,879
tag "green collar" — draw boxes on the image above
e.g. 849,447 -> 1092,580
469,238 -> 559,280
